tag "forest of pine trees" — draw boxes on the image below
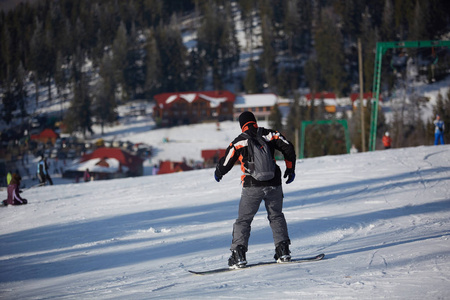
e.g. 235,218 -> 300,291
1,0 -> 450,154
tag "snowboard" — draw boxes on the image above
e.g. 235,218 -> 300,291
188,253 -> 325,275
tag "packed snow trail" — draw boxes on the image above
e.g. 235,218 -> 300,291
1,145 -> 450,299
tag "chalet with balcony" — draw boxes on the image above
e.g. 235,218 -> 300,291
233,93 -> 278,121
153,91 -> 235,126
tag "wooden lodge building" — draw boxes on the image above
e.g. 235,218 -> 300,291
153,91 -> 235,126
233,93 -> 279,122
152,90 -> 375,128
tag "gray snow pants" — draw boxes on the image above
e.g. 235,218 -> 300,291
230,185 -> 290,251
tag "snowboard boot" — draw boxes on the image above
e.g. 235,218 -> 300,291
274,240 -> 291,263
228,245 -> 247,268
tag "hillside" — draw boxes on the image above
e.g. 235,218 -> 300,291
1,144 -> 449,299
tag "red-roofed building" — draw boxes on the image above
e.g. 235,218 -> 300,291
350,93 -> 382,109
153,91 -> 235,126
201,149 -> 227,168
233,93 -> 278,121
80,147 -> 144,177
157,161 -> 193,174
30,128 -> 59,144
305,92 -> 337,113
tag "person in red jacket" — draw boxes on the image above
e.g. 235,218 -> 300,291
382,132 -> 392,149
2,173 -> 28,206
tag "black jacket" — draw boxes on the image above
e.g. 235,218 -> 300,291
216,123 -> 296,187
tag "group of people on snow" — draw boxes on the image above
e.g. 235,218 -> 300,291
381,114 -> 445,150
1,109 -> 447,269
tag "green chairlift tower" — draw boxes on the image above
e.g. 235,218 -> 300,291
369,40 -> 450,151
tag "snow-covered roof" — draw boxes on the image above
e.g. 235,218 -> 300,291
66,158 -> 129,174
305,93 -> 337,107
234,93 -> 278,108
154,91 -> 235,109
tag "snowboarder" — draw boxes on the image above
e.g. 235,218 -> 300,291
2,173 -> 28,206
382,132 -> 392,149
37,156 -> 53,185
434,115 -> 445,145
214,111 -> 297,268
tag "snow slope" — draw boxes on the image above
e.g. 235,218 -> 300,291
1,143 -> 449,299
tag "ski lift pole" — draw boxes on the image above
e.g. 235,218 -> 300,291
369,43 -> 386,152
369,40 -> 450,151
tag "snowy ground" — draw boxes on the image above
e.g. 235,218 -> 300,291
1,141 -> 449,299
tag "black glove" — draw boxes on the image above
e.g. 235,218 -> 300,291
284,168 -> 295,184
214,168 -> 223,182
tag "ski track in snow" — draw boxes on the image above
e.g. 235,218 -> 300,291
1,128 -> 450,299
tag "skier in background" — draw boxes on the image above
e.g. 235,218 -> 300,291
214,111 -> 297,268
434,115 -> 445,145
83,168 -> 91,182
37,156 -> 53,185
382,132 -> 392,149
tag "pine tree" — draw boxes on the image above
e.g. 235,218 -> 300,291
360,7 -> 377,93
197,3 -> 240,90
124,22 -> 146,99
1,61 -> 27,124
237,0 -> 257,55
284,95 -> 305,153
15,61 -> 27,121
95,53 -> 118,135
186,48 -> 207,91
224,2 -> 241,78
268,103 -> 283,131
380,0 -> 395,41
112,21 -> 128,100
304,58 -> 321,95
154,19 -> 188,92
65,48 -> 93,138
29,18 -> 46,104
1,87 -> 16,125
260,13 -> 277,92
43,28 -> 56,102
335,0 -> 364,38
297,0 -> 313,54
244,60 -> 262,94
65,74 -> 93,138
54,50 -> 70,119
314,7 -> 347,96
0,22 -> 10,82
408,0 -> 428,41
145,28 -> 162,97
284,0 -> 300,57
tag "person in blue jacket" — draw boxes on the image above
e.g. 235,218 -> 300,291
37,156 -> 53,185
434,115 -> 445,145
